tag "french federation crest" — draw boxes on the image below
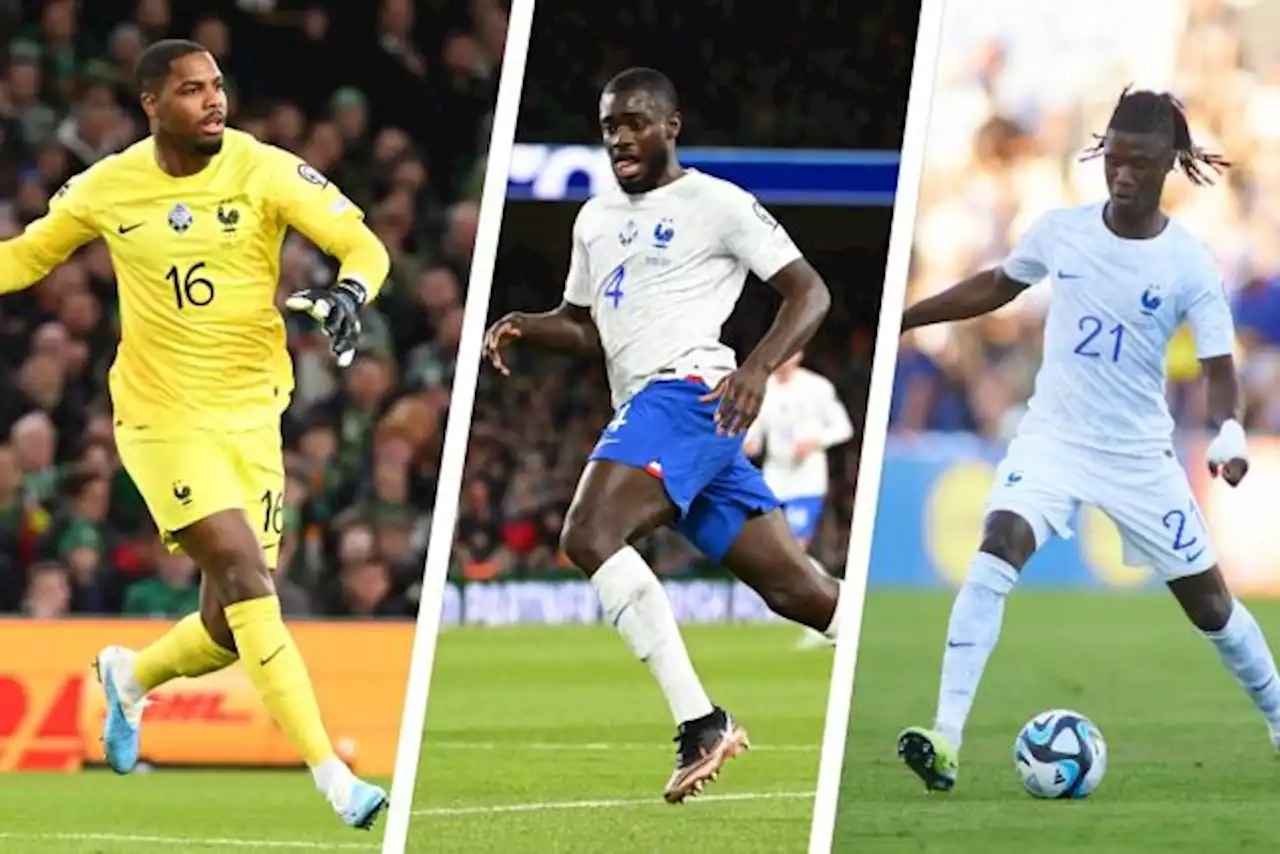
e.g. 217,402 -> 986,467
1139,285 -> 1163,316
217,203 -> 240,233
168,203 -> 194,234
652,218 -> 675,248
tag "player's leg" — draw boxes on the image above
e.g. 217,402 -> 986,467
96,431 -> 241,774
899,439 -> 1074,792
214,424 -> 386,827
779,496 -> 836,649
562,459 -> 702,722
1106,457 -> 1280,746
712,506 -> 842,655
564,381 -> 746,803
563,460 -> 745,803
175,509 -> 382,828
896,510 -> 1037,784
100,576 -> 240,761
716,508 -> 841,633
1167,568 -> 1280,745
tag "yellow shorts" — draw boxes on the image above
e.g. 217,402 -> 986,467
115,422 -> 285,569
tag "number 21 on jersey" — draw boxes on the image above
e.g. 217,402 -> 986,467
1073,314 -> 1126,362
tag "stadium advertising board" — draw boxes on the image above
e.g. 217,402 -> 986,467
439,579 -> 783,627
507,144 -> 899,206
871,434 -> 1280,594
0,620 -> 412,775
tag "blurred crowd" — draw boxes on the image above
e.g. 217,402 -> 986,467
894,0 -> 1280,439
0,0 -> 506,620
457,210 -> 882,579
515,0 -> 917,150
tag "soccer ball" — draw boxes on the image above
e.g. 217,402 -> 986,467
1012,709 -> 1107,799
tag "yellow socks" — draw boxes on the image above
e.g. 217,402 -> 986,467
224,594 -> 335,768
127,599 -> 340,779
133,612 -> 238,692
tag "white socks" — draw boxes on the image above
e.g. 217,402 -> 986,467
312,755 -> 354,801
934,552 -> 1019,750
591,546 -> 715,724
931,554 -> 1280,750
822,573 -> 845,641
1204,600 -> 1280,734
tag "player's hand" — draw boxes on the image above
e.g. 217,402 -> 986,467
1206,418 -> 1249,487
483,313 -> 524,376
701,363 -> 769,437
285,280 -> 366,368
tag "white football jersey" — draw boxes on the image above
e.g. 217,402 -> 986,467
563,169 -> 802,408
745,366 -> 854,501
1002,201 -> 1235,457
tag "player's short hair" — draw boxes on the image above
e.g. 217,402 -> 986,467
603,67 -> 679,114
135,39 -> 209,94
1080,86 -> 1229,186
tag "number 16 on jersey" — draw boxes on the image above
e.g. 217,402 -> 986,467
168,262 -> 215,309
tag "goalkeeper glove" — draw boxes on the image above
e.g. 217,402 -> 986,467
286,279 -> 367,368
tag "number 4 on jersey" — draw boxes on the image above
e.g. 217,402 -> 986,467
604,264 -> 625,308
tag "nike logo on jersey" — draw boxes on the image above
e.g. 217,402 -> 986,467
946,640 -> 975,649
1057,270 -> 1083,279
1005,472 -> 1023,484
117,222 -> 144,234
259,644 -> 286,667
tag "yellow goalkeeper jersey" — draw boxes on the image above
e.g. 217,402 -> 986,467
0,128 -> 389,429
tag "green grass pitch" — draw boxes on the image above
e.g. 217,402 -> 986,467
410,623 -> 832,853
0,768 -> 388,851
835,591 -> 1280,853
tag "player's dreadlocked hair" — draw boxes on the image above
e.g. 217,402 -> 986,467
135,39 -> 208,94
1080,86 -> 1230,186
603,67 -> 679,114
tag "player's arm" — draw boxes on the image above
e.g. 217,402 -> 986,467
0,179 -> 98,291
748,258 -> 831,375
269,152 -> 390,366
706,192 -> 827,434
902,213 -> 1055,332
498,302 -> 601,355
1202,355 -> 1239,428
900,268 -> 1029,332
1186,259 -> 1248,486
484,209 -> 600,374
728,195 -> 829,376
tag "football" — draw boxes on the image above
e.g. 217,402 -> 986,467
1013,709 -> 1108,799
